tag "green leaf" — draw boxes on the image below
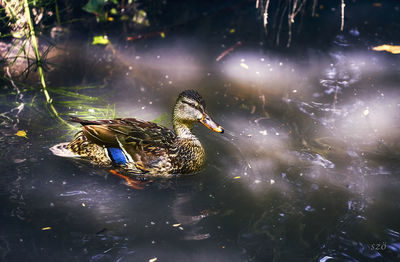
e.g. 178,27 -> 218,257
82,0 -> 105,14
92,35 -> 109,45
132,9 -> 150,26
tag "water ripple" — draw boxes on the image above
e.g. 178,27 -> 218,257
60,190 -> 88,197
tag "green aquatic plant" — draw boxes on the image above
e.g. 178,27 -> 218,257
47,84 -> 117,131
23,0 -> 63,121
0,0 -> 119,129
0,0 -> 69,125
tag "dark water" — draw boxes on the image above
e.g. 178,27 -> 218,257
1,1 -> 400,262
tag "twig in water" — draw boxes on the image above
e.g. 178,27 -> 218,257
216,41 -> 242,62
5,67 -> 24,129
276,4 -> 287,46
263,0 -> 271,29
340,0 -> 345,31
312,0 -> 318,17
287,0 -> 306,47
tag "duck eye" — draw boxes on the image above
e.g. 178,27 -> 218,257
182,100 -> 197,108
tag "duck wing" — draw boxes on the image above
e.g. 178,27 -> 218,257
70,117 -> 177,172
70,117 -> 175,146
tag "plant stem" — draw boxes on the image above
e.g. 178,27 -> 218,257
23,0 -> 71,127
55,0 -> 61,25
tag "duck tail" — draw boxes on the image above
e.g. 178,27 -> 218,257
50,142 -> 79,158
50,131 -> 87,158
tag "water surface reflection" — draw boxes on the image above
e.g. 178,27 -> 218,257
1,35 -> 400,262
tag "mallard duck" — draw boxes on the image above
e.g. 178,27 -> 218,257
51,90 -> 223,177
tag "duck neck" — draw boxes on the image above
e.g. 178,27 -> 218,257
173,120 -> 196,139
173,119 -> 206,173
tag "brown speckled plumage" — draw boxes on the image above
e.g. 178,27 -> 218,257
63,90 -> 223,177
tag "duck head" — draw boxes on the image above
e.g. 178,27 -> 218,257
173,90 -> 224,135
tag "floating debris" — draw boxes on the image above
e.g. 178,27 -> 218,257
15,130 -> 28,138
41,227 -> 52,231
259,130 -> 267,136
92,35 -> 109,45
216,41 -> 242,62
233,176 -> 241,179
372,45 -> 400,54
240,63 -> 249,69
149,258 -> 157,262
172,223 -> 181,227
305,205 -> 315,212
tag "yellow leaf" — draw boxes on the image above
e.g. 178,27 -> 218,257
41,227 -> 52,231
160,32 -> 165,38
92,35 -> 109,45
229,28 -> 236,34
15,130 -> 28,138
12,31 -> 24,39
233,176 -> 241,179
107,17 -> 114,21
372,45 -> 400,54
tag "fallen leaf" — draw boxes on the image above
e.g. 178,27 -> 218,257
372,45 -> 400,54
160,32 -> 165,38
172,223 -> 181,227
233,176 -> 241,179
149,258 -> 157,262
92,35 -> 109,45
41,227 -> 52,231
15,130 -> 28,138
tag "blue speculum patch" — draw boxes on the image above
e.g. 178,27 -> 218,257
107,148 -> 127,164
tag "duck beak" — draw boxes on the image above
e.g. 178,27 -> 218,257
200,114 -> 224,133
